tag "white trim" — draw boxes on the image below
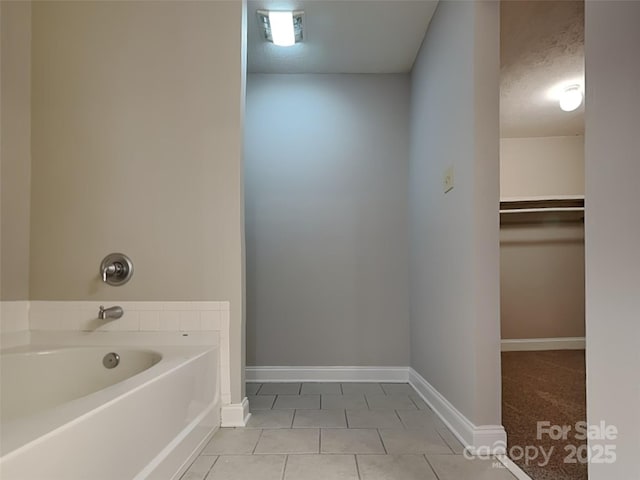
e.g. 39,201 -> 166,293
221,398 -> 251,427
245,366 -> 409,383
408,368 -> 506,454
501,337 -> 585,351
495,455 -> 533,480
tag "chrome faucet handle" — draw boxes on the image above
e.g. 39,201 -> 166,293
102,264 -> 117,282
100,253 -> 133,286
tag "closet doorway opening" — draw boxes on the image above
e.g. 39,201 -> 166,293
499,2 -> 586,480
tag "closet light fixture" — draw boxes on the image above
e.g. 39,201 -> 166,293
559,85 -> 583,112
257,10 -> 304,47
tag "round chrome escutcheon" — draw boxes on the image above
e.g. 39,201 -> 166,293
103,352 -> 120,369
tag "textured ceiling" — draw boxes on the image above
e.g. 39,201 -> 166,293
247,0 -> 438,74
248,1 -> 584,137
500,1 -> 585,138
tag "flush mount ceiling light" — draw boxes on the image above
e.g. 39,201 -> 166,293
257,10 -> 304,47
559,84 -> 583,112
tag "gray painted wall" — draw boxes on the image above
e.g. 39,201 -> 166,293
409,1 -> 502,426
585,2 -> 640,478
245,74 -> 410,367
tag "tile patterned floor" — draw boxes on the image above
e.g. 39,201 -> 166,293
181,382 -> 517,480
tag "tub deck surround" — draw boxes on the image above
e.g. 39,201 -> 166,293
0,301 -> 30,348
0,300 -> 241,479
0,344 -> 219,480
23,300 -> 232,407
28,301 -> 229,333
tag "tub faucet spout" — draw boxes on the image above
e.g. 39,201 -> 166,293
99,305 -> 124,320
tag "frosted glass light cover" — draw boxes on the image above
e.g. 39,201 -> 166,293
269,11 -> 295,47
559,85 -> 583,112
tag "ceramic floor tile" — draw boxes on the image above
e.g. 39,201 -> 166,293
322,394 -> 368,410
246,383 -> 262,395
346,410 -> 403,429
357,454 -> 438,480
301,382 -> 342,394
284,454 -> 358,480
201,428 -> 262,455
254,428 -> 320,454
249,395 -> 276,410
245,410 -> 294,429
366,394 -> 417,410
258,383 -> 301,395
206,455 -> 285,480
293,409 -> 347,428
341,383 -> 385,395
273,394 -> 320,410
396,409 -> 438,429
180,455 -> 217,480
426,454 -> 517,480
379,428 -> 453,454
321,428 -> 385,454
408,395 -> 431,410
432,418 -> 466,454
436,426 -> 466,454
187,383 -> 502,480
380,383 -> 416,395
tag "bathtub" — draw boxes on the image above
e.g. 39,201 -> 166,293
0,344 -> 219,480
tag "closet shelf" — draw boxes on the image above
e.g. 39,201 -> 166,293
500,196 -> 584,225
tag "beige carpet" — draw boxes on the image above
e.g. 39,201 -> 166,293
502,350 -> 587,480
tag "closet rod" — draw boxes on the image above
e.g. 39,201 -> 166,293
500,207 -> 584,214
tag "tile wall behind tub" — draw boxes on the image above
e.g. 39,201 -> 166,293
0,301 -> 30,333
28,301 -> 227,332
0,301 -> 31,348
28,301 -> 231,404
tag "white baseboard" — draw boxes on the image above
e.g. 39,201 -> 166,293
501,337 -> 585,351
245,366 -> 409,383
408,368 -> 506,454
221,398 -> 251,427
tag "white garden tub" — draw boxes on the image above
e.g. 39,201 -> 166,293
0,344 -> 219,480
